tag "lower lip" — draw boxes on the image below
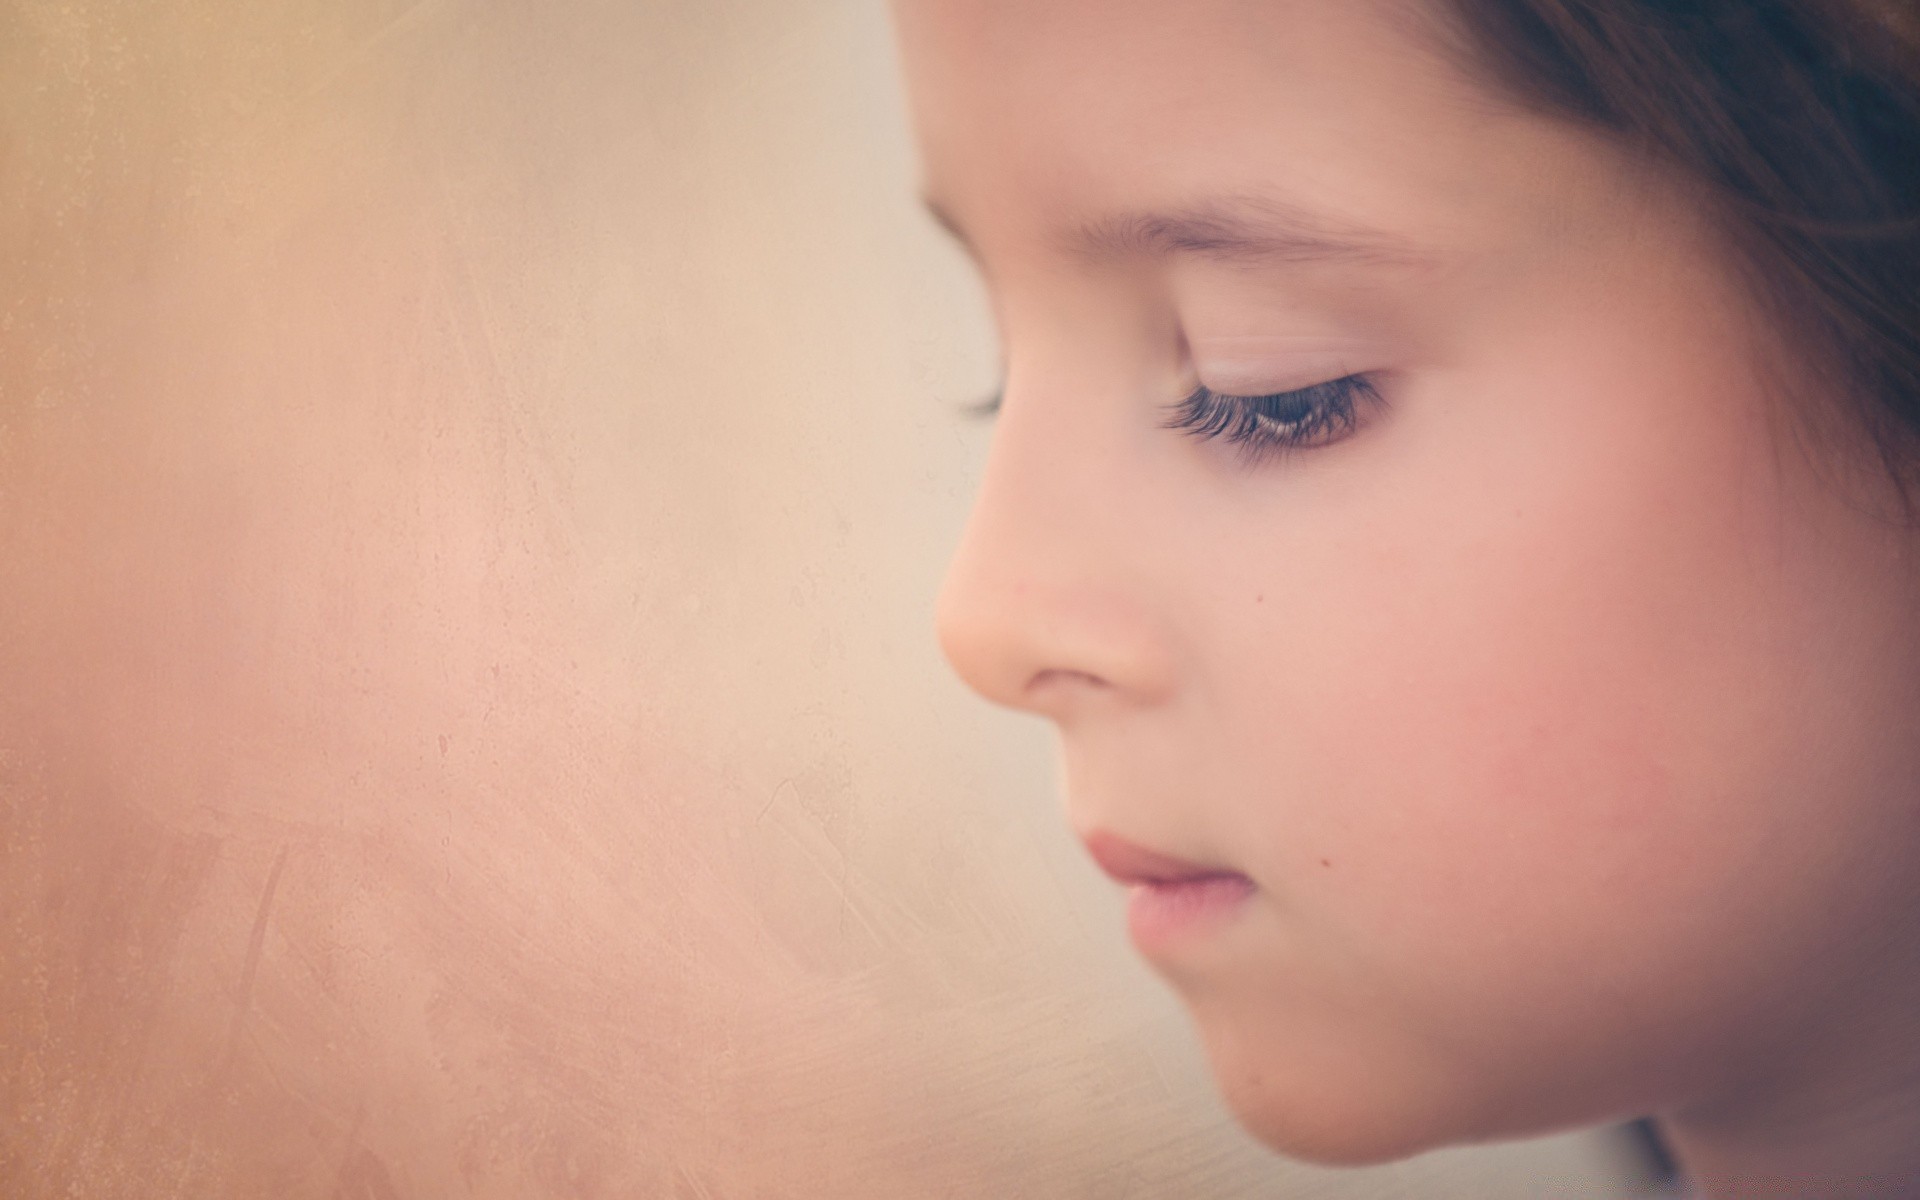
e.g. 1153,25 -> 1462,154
1125,875 -> 1255,953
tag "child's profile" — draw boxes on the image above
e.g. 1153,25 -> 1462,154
890,1 -> 1920,1195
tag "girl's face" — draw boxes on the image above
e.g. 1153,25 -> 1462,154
896,0 -> 1920,1166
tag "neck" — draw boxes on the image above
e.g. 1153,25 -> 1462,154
1658,998 -> 1920,1200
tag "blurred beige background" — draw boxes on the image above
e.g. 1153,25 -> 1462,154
0,1 -> 1638,1195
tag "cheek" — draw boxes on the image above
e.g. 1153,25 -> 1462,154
1252,532 -> 1733,973
1225,375 -> 1769,873
1182,317 -> 1895,1072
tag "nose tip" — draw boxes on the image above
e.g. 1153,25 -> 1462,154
934,573 -> 1056,712
934,529 -> 1176,721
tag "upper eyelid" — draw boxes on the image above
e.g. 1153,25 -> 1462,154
1186,338 -> 1377,391
1182,374 -> 1374,413
960,355 -> 1367,407
1201,379 -> 1345,401
967,374 -> 1369,431
966,297 -> 1381,417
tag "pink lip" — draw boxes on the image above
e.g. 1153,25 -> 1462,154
1082,831 -> 1232,885
1081,831 -> 1255,953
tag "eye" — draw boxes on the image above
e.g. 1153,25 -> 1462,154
962,387 -> 1004,420
1162,374 -> 1381,465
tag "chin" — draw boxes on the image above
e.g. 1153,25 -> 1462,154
1209,1043 -> 1626,1171
1194,1013 -> 1534,1168
1218,1078 -> 1457,1167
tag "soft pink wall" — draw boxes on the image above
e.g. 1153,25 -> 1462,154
0,1 -> 1631,1195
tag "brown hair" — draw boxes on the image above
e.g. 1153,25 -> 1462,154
1441,0 -> 1920,496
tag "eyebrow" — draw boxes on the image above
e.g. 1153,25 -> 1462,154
922,194 -> 1431,270
1070,197 -> 1430,267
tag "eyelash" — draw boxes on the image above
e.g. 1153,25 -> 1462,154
1164,374 -> 1381,465
968,374 -> 1381,465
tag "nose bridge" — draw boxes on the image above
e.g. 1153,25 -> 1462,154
935,383 -> 1177,716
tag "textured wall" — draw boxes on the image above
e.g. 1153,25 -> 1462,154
0,1 -> 1633,1195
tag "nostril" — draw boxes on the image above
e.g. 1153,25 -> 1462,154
1018,667 -> 1116,719
1028,667 -> 1111,693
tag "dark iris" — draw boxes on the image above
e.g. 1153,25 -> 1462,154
1161,374 -> 1377,464
1251,390 -> 1318,429
965,374 -> 1379,465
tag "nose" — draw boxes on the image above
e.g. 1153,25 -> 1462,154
934,384 -> 1179,722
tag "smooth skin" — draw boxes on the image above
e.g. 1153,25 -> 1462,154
893,0 -> 1920,1194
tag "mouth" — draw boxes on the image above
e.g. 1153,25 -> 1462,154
1080,831 -> 1255,954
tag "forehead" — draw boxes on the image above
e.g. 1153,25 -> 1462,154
891,0 -> 1620,266
893,0 -> 1456,129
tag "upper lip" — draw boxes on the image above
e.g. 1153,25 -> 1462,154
1080,830 -> 1248,886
